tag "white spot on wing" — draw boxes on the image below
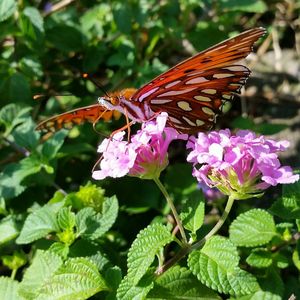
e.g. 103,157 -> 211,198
202,89 -> 217,95
139,87 -> 159,102
196,119 -> 205,126
222,94 -> 232,100
186,77 -> 209,84
158,87 -> 195,97
225,66 -> 247,72
177,101 -> 192,111
202,107 -> 215,115
213,73 -> 234,79
169,116 -> 182,124
182,116 -> 196,126
165,80 -> 181,89
151,99 -> 173,104
194,95 -> 211,102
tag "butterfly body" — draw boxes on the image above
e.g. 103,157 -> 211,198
37,28 -> 266,135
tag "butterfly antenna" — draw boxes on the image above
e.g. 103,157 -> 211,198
82,73 -> 110,98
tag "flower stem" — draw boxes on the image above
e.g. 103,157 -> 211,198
154,177 -> 187,244
191,194 -> 235,250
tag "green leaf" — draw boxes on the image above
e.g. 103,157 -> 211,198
113,2 -> 132,34
41,130 -> 68,160
0,277 -> 23,300
23,7 -> 44,33
37,258 -> 108,299
104,266 -> 122,291
0,215 -> 20,245
127,223 -> 174,284
270,181 -> 300,219
229,209 -> 276,247
148,266 -> 220,299
0,0 -> 17,22
259,267 -> 284,298
16,205 -> 59,244
12,119 -> 39,150
46,25 -> 83,52
19,250 -> 63,299
2,250 -> 27,270
57,207 -> 76,231
0,104 -> 31,134
237,291 -> 281,300
188,236 -> 259,296
9,72 -> 31,103
0,155 -> 43,200
49,242 -> 69,259
180,190 -> 205,235
117,273 -> 154,300
246,249 -> 273,268
219,0 -> 267,13
76,196 -> 118,240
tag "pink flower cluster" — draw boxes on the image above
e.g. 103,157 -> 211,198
187,129 -> 299,199
92,113 -> 187,180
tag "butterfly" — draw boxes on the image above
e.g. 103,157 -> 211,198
36,27 -> 266,135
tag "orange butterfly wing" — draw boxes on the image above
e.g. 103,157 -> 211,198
131,27 -> 266,133
36,104 -> 121,133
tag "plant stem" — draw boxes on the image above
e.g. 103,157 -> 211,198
156,194 -> 235,274
191,194 -> 235,250
154,177 -> 187,244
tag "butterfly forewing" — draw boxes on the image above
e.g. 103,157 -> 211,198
36,104 -> 120,133
131,27 -> 266,133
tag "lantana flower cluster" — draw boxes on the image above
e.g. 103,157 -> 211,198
187,129 -> 299,199
92,113 -> 187,180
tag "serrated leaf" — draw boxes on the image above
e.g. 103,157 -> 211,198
127,223 -> 174,285
188,236 -> 259,296
0,277 -> 24,300
49,242 -> 69,259
16,205 -> 59,244
246,249 -> 273,268
148,266 -> 220,299
180,190 -> 205,234
0,0 -> 16,22
270,194 -> 300,219
57,207 -> 76,231
76,196 -> 118,240
229,209 -> 276,247
237,291 -> 281,300
117,274 -> 154,300
19,250 -> 63,299
0,215 -> 20,245
36,258 -> 108,299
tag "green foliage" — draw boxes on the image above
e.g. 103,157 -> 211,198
1,0 -> 299,299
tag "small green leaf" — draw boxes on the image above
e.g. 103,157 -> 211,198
0,277 -> 23,300
188,236 -> 259,296
49,242 -> 69,259
270,181 -> 300,219
2,250 -> 27,270
12,119 -> 39,150
105,266 -> 122,291
9,72 -> 31,103
46,25 -> 83,52
0,0 -> 17,22
0,216 -> 20,245
76,196 -> 118,240
16,205 -> 59,244
148,266 -> 220,299
246,248 -> 273,268
237,291 -> 281,300
219,0 -> 267,13
37,258 -> 108,299
117,273 -> 154,300
23,7 -> 44,33
41,130 -> 68,160
19,250 -> 63,299
180,190 -> 205,235
229,209 -> 276,247
127,223 -> 174,284
57,207 -> 76,231
0,104 -> 31,134
113,2 -> 132,34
